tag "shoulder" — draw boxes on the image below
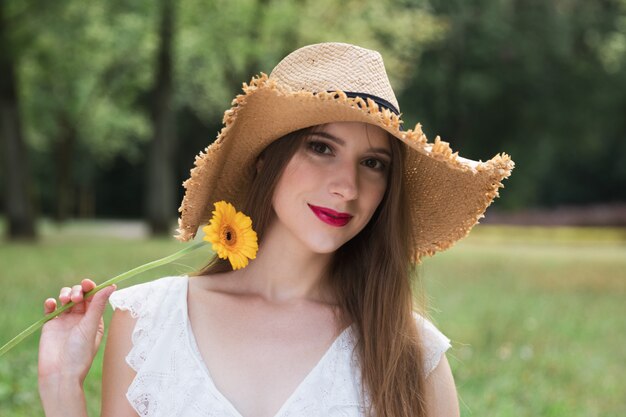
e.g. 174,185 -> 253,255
412,311 -> 452,377
412,311 -> 459,416
101,278 -> 188,417
109,275 -> 185,317
106,275 -> 188,373
102,307 -> 140,416
102,276 -> 186,417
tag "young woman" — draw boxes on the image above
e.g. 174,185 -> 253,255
38,43 -> 513,417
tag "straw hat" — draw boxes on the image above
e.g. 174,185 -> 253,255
175,42 -> 514,262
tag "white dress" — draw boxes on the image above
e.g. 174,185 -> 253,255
109,276 -> 451,417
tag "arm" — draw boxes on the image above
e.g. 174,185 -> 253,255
423,354 -> 460,417
101,309 -> 140,416
38,280 -> 116,417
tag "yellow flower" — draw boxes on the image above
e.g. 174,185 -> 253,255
202,201 -> 259,270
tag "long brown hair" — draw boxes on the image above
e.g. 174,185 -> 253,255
192,125 -> 427,417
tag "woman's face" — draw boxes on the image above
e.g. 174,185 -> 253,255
270,122 -> 392,254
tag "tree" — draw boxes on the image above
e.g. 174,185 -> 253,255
399,0 -> 626,209
145,0 -> 177,235
0,0 -> 36,240
8,0 -> 445,229
17,0 -> 153,221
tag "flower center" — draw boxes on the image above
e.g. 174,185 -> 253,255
220,225 -> 237,247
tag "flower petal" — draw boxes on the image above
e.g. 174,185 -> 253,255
201,201 -> 259,270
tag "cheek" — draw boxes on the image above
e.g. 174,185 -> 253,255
282,151 -> 305,177
272,157 -> 311,211
278,153 -> 318,191
271,176 -> 293,213
364,180 -> 387,211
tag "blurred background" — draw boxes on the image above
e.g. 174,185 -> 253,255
1,0 -> 624,416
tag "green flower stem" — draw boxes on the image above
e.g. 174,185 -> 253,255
0,240 -> 207,357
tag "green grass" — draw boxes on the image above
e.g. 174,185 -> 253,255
0,222 -> 624,416
421,226 -> 626,417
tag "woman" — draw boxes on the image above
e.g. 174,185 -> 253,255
38,43 -> 513,417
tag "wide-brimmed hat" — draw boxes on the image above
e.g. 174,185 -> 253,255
175,42 -> 514,262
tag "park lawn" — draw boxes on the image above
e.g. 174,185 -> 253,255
0,223 -> 624,416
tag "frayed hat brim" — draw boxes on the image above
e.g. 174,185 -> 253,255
176,73 -> 514,262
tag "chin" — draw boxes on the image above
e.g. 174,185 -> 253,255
301,232 -> 354,255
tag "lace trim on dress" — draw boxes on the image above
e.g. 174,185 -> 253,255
109,276 -> 183,372
109,276 -> 218,416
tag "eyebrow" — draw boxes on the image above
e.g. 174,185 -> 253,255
309,131 -> 392,159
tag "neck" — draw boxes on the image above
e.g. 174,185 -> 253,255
233,220 -> 335,305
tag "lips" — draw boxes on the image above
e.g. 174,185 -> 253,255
308,204 -> 353,227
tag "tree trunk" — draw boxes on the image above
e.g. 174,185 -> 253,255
0,3 -> 37,241
78,183 -> 95,218
53,116 -> 76,223
146,0 -> 177,236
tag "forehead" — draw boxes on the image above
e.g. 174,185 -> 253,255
314,122 -> 391,149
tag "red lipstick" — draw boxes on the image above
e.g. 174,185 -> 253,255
308,204 -> 353,227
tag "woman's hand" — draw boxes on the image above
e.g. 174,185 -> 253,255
38,279 -> 116,386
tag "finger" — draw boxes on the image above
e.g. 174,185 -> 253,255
74,282 -> 92,314
81,279 -> 97,296
72,299 -> 86,314
94,317 -> 105,351
59,287 -> 72,305
66,284 -> 86,314
82,280 -> 100,312
83,285 -> 116,341
44,298 -> 57,315
70,284 -> 84,304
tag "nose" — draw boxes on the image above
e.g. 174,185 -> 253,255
328,162 -> 359,201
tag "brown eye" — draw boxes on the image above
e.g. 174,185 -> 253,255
363,158 -> 386,171
308,141 -> 333,155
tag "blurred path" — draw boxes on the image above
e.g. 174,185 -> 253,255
484,203 -> 626,227
39,219 -> 152,240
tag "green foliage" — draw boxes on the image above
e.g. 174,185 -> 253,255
176,0 -> 446,120
399,0 -> 626,209
16,1 -> 155,163
3,0 -> 446,219
0,223 -> 624,416
3,0 -> 157,221
3,0 -> 625,218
